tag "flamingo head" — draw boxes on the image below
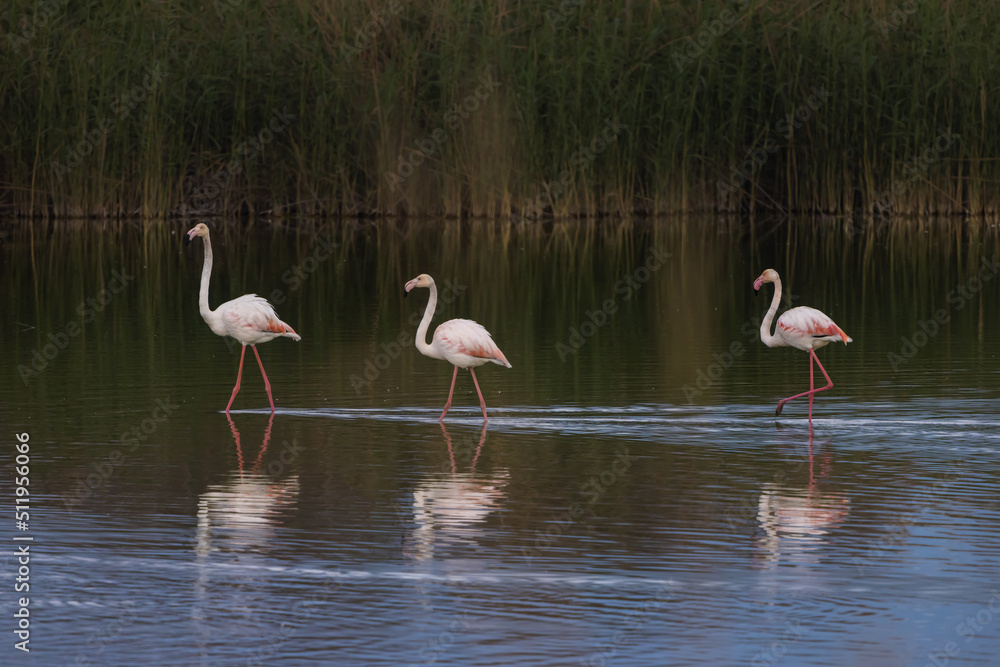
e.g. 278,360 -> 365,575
184,223 -> 210,246
404,273 -> 435,297
753,268 -> 780,294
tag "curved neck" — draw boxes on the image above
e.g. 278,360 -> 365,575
199,234 -> 215,321
416,281 -> 440,358
760,277 -> 782,347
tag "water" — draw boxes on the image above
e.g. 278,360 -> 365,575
3,218 -> 1000,666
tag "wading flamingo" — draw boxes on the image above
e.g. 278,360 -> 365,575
186,223 -> 300,413
754,269 -> 851,421
404,274 -> 511,422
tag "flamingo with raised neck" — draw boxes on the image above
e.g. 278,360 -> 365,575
754,268 -> 852,421
186,223 -> 300,413
404,274 -> 510,422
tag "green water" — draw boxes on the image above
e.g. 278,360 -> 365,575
2,218 -> 1000,665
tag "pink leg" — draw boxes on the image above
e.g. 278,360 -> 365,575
440,366 -> 459,421
252,412 -> 276,473
226,345 -> 248,413
469,368 -> 488,422
807,425 -> 815,488
227,413 -> 244,473
775,349 -> 834,418
808,351 -> 815,421
469,422 -> 488,470
439,422 -> 456,473
252,345 -> 275,413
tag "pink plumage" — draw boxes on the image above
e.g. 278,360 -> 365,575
775,306 -> 852,351
186,224 -> 300,413
754,269 -> 851,420
219,294 -> 301,344
434,318 -> 510,368
405,274 -> 511,422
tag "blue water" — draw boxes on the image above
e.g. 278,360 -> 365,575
3,221 -> 1000,665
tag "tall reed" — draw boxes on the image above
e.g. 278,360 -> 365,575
1,0 -> 998,220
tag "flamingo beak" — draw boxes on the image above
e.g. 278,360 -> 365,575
403,278 -> 417,296
184,227 -> 198,247
753,276 -> 764,294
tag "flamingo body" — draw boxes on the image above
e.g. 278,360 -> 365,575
432,318 -> 510,369
213,294 -> 301,345
754,269 -> 851,421
772,306 -> 851,351
186,223 -> 300,413
404,274 -> 510,421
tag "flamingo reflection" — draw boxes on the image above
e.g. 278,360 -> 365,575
195,414 -> 300,556
192,414 -> 300,648
755,426 -> 849,565
406,423 -> 508,560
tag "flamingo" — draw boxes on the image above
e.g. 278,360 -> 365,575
754,269 -> 851,421
404,274 -> 511,422
185,223 -> 300,413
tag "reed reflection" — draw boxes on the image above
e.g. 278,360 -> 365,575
406,423 -> 508,560
755,427 -> 850,566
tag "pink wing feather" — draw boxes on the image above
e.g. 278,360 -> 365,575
434,318 -> 511,367
777,306 -> 851,343
222,294 -> 300,341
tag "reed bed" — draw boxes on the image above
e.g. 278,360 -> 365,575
1,0 -> 999,220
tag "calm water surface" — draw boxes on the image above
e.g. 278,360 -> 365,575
2,218 -> 1000,666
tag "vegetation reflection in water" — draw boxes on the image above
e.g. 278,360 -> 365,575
3,216 -> 1000,665
5,216 -> 999,414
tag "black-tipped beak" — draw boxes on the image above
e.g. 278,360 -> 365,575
753,286 -> 759,295
403,289 -> 409,298
184,234 -> 192,247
